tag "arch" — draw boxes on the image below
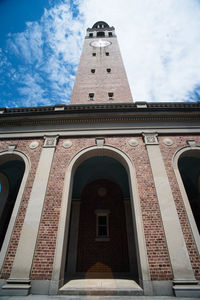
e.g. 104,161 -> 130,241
51,145 -> 152,295
0,150 -> 30,271
173,146 -> 200,255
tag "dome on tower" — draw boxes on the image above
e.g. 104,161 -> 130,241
92,21 -> 110,29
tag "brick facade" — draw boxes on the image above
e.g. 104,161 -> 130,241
1,135 -> 199,283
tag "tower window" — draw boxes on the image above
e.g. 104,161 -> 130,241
106,68 -> 111,73
91,69 -> 95,73
89,93 -> 94,101
108,92 -> 114,100
89,33 -> 93,37
97,31 -> 105,37
106,52 -> 109,56
108,32 -> 113,37
92,53 -> 96,56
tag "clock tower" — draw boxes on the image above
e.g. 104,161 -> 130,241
70,21 -> 133,104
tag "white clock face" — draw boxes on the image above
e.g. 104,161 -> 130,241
90,39 -> 111,48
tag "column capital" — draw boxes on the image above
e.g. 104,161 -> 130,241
142,132 -> 158,145
43,135 -> 59,148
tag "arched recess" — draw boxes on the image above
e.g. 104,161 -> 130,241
0,150 -> 30,271
50,145 -> 152,295
173,146 -> 200,255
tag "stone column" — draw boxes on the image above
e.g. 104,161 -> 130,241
3,135 -> 58,296
124,199 -> 138,278
143,133 -> 196,282
66,200 -> 81,277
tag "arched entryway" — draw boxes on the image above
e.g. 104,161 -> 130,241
0,154 -> 25,250
51,146 -> 152,295
173,147 -> 200,256
65,156 -> 138,281
0,151 -> 29,271
178,149 -> 200,232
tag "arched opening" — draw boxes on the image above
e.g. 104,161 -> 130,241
52,146 -> 151,295
178,150 -> 200,232
0,154 -> 25,250
65,156 -> 139,282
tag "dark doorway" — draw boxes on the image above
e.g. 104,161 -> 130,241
0,159 -> 25,249
178,152 -> 200,232
65,156 -> 139,281
77,179 -> 129,276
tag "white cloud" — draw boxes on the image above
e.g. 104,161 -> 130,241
82,0 -> 200,102
7,0 -> 86,106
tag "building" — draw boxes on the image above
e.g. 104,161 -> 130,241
0,21 -> 200,297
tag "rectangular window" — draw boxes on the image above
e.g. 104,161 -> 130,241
91,69 -> 95,73
106,52 -> 109,56
97,214 -> 109,237
106,68 -> 111,73
89,93 -> 94,101
95,210 -> 110,241
108,92 -> 114,100
89,33 -> 93,37
92,53 -> 96,56
108,32 -> 112,37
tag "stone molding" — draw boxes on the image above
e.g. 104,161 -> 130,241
142,133 -> 158,145
43,135 -> 59,148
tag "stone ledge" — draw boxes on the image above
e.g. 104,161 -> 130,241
2,279 -> 31,296
59,279 -> 143,296
173,284 -> 200,298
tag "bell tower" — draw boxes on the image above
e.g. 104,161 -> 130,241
70,21 -> 133,104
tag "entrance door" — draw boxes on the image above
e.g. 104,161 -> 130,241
76,179 -> 129,277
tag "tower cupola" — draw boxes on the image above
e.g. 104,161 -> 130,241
86,21 -> 116,38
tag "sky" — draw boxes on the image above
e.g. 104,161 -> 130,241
0,0 -> 200,108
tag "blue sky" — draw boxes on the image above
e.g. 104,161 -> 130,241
0,0 -> 200,108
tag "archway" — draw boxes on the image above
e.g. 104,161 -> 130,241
0,155 -> 25,250
0,151 -> 29,271
178,149 -> 200,232
51,146 -> 152,295
65,156 -> 138,281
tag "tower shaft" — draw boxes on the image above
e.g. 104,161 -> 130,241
70,21 -> 133,104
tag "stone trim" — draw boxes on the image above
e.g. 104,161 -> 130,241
145,140 -> 196,282
142,133 -> 158,145
43,135 -> 59,148
1,127 -> 200,139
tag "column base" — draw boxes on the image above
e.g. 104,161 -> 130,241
2,278 -> 31,296
173,280 -> 200,298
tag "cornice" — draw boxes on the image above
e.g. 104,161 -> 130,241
0,102 -> 200,128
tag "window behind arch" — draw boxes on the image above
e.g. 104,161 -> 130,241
0,159 -> 25,250
178,152 -> 200,232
